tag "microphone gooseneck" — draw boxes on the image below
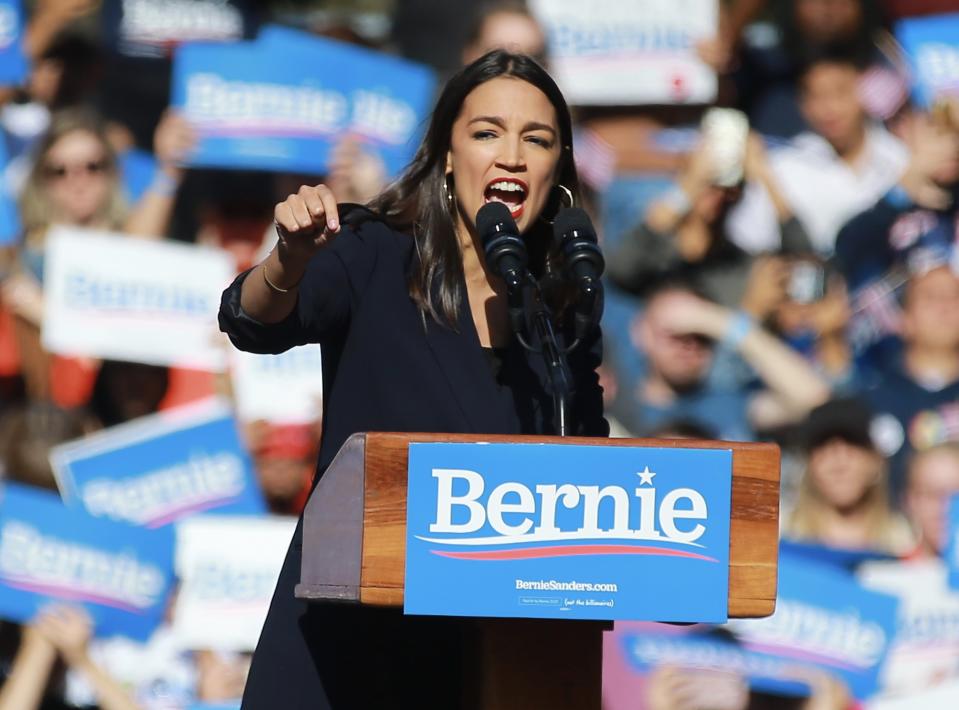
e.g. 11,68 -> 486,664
475,202 -> 573,435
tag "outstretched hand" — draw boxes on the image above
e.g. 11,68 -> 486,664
273,184 -> 342,263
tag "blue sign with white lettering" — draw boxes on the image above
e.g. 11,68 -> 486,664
947,494 -> 959,590
0,0 -> 27,86
731,554 -> 899,699
896,13 -> 959,107
405,443 -> 732,622
51,404 -> 266,528
171,26 -> 435,176
779,539 -> 895,574
0,134 -> 19,245
619,626 -> 811,698
0,483 -> 175,640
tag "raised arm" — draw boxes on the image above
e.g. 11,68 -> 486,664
240,184 -> 341,323
658,291 -> 830,418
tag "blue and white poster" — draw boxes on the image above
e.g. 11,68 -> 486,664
0,0 -> 27,86
171,26 -> 435,176
51,399 -> 266,529
404,443 -> 732,622
617,624 -> 811,698
0,483 -> 175,640
730,554 -> 899,699
0,134 -> 19,245
101,0 -> 258,59
896,13 -> 959,108
947,494 -> 959,590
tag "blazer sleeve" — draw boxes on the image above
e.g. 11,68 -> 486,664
218,221 -> 379,355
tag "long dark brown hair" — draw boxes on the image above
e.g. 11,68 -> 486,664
361,50 -> 579,327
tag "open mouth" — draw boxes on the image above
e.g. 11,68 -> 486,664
483,178 -> 528,220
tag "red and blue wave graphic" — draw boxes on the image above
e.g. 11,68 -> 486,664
429,543 -> 719,563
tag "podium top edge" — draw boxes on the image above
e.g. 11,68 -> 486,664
356,432 -> 779,453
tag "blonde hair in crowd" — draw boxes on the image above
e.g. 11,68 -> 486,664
19,108 -> 127,246
786,454 -> 910,554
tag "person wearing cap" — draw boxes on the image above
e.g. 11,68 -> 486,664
612,280 -> 830,440
784,397 -> 914,555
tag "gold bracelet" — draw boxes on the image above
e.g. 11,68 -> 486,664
262,263 -> 301,294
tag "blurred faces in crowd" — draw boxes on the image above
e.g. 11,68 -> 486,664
793,0 -> 864,45
41,129 -> 115,227
901,266 -> 959,355
462,1 -> 548,66
904,444 -> 959,558
638,289 -> 715,393
20,110 -> 125,240
787,398 -> 913,553
799,58 -> 865,156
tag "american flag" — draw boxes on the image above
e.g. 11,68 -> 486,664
573,127 -> 616,192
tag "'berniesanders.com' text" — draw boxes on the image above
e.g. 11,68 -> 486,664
515,579 -> 618,593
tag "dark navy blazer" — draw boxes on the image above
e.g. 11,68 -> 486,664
219,211 -> 607,709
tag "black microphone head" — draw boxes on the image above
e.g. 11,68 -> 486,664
552,207 -> 596,246
476,201 -> 517,245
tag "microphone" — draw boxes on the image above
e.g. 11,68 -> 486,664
477,202 -> 529,338
477,202 -> 527,291
552,208 -> 605,341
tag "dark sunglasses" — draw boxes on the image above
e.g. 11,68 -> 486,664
42,159 -> 111,181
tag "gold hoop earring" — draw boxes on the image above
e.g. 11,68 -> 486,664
555,184 -> 574,208
443,175 -> 456,211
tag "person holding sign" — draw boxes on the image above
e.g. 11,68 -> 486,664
219,50 -> 607,708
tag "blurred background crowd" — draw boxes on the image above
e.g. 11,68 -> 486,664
1,0 -> 959,709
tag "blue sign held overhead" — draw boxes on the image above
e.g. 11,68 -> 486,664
0,483 -> 175,640
619,626 -> 812,698
0,0 -> 27,86
404,443 -> 733,623
51,400 -> 266,529
896,13 -> 959,108
171,26 -> 435,176
731,554 -> 899,700
0,134 -> 19,245
947,494 -> 959,590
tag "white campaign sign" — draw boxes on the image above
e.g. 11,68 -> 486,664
42,227 -> 235,371
529,0 -> 718,105
858,558 -> 959,697
173,516 -> 295,651
229,346 -> 323,424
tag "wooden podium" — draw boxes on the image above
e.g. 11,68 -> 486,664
295,433 -> 780,710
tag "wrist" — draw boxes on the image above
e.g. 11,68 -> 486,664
720,310 -> 755,350
263,252 -> 305,293
148,169 -> 181,198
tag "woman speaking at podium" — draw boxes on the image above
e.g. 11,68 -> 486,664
219,50 -> 608,709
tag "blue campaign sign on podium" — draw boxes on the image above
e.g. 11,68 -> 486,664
51,400 -> 266,529
0,483 -> 175,640
171,26 -> 435,176
404,443 -> 733,623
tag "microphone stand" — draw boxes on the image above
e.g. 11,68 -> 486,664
517,277 -> 574,437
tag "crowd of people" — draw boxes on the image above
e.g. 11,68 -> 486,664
0,0 -> 958,708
